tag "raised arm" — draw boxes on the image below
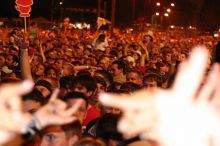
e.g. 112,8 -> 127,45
0,80 -> 82,145
39,39 -> 47,63
19,39 -> 33,80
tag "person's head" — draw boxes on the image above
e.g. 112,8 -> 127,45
172,48 -> 179,56
59,75 -> 76,98
73,75 -> 97,98
132,51 -> 141,62
84,58 -> 93,66
158,62 -> 169,75
76,70 -> 91,77
47,57 -> 56,65
143,35 -> 153,42
214,41 -> 220,63
179,52 -> 187,62
5,54 -> 18,67
126,70 -> 143,86
94,76 -> 107,93
143,74 -> 160,88
120,82 -> 141,93
62,62 -> 75,77
97,34 -> 106,42
164,52 -> 172,63
75,44 -> 85,56
31,55 -> 43,67
100,92 -> 123,115
47,49 -> 57,59
74,137 -> 106,146
33,64 -> 45,77
63,92 -> 88,123
94,70 -> 113,88
22,89 -> 45,113
98,56 -> 110,70
0,55 -> 5,67
96,114 -> 123,146
167,73 -> 177,88
41,121 -> 82,146
117,43 -> 123,51
35,79 -> 53,98
111,60 -> 126,76
84,48 -> 92,56
55,59 -> 64,70
45,66 -> 58,79
43,77 -> 58,89
107,82 -> 122,92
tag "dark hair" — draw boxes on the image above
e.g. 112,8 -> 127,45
112,60 -> 127,74
75,75 -> 97,92
213,41 -> 220,63
42,121 -> 82,139
167,73 -> 177,88
145,68 -> 157,74
62,121 -> 82,138
22,89 -> 45,105
76,70 -> 91,76
34,55 -> 43,64
74,137 -> 106,146
143,74 -> 161,87
94,76 -> 107,88
144,34 -> 153,42
120,82 -> 141,93
97,34 -> 106,42
109,49 -> 118,58
107,82 -> 122,92
127,69 -> 143,78
98,55 -> 109,65
7,54 -> 19,63
59,75 -> 75,90
96,114 -> 122,143
63,91 -> 88,108
35,80 -> 53,93
143,74 -> 160,82
94,70 -> 113,85
45,66 -> 58,77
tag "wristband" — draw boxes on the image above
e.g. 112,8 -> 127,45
21,116 -> 42,141
21,48 -> 28,52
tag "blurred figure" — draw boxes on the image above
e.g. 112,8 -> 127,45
74,137 -> 106,146
41,121 -> 82,146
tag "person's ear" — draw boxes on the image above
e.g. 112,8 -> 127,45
86,90 -> 93,97
69,135 -> 79,146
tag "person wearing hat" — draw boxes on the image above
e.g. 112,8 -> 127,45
142,32 -> 155,54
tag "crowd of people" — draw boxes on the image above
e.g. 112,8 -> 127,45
0,22 -> 220,146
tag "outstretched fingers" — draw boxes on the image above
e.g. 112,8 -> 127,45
0,80 -> 34,112
99,89 -> 154,110
198,64 -> 220,102
49,89 -> 60,102
172,46 -> 209,102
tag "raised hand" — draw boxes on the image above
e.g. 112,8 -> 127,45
99,46 -> 220,146
34,89 -> 82,128
0,80 -> 34,144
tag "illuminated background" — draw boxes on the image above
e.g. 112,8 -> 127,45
0,0 -> 220,30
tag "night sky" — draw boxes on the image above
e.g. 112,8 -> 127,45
0,0 -> 220,30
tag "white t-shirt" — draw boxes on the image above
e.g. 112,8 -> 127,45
92,39 -> 108,51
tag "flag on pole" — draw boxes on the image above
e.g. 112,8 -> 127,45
15,0 -> 33,33
97,17 -> 111,30
15,0 -> 33,17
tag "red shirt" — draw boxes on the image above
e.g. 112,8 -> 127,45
83,106 -> 101,126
